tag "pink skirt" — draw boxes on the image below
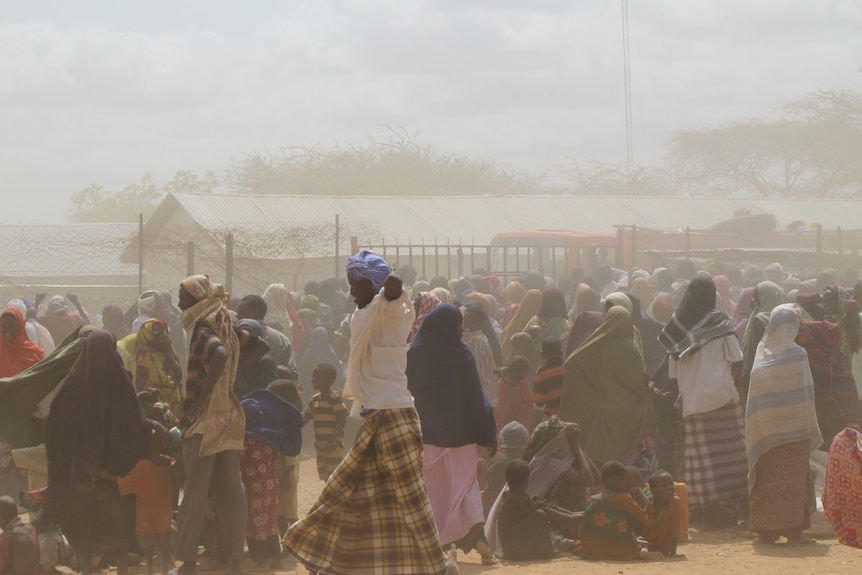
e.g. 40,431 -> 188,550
422,444 -> 485,548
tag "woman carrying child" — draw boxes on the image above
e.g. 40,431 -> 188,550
560,307 -> 654,469
407,304 -> 498,565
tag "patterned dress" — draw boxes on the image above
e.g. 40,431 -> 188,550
240,438 -> 279,541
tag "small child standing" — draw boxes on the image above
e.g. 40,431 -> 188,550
302,363 -> 347,481
646,470 -> 687,558
116,428 -> 174,575
580,461 -> 651,561
496,356 -> 534,434
532,338 -> 564,418
498,460 -> 579,561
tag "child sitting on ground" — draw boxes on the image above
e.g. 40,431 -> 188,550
481,421 -> 530,515
0,495 -> 41,575
496,356 -> 534,434
302,363 -> 347,481
580,461 -> 651,561
114,427 -> 174,575
532,338 -> 565,418
498,460 -> 580,562
646,470 -> 687,558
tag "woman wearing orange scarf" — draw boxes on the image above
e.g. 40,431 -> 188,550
0,307 -> 45,377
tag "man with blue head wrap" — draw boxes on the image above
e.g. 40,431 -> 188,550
284,251 -> 447,575
346,250 -> 391,294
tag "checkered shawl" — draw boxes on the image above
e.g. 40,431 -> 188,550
659,309 -> 734,360
683,399 -> 749,508
283,407 -> 446,575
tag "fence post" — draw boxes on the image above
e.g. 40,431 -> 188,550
685,227 -> 691,259
457,246 -> 464,278
138,212 -> 144,294
816,224 -> 823,272
186,241 -> 195,276
351,236 -> 358,256
225,232 -> 234,294
630,224 -> 637,272
334,214 -> 340,279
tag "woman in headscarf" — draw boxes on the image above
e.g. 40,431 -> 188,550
649,294 -> 676,324
522,418 -> 601,512
658,275 -> 748,528
428,286 -> 452,305
501,289 -> 542,359
740,281 -> 785,401
486,275 -> 506,305
45,330 -> 151,575
732,287 -> 756,343
560,307 -> 652,468
285,291 -> 307,360
406,304 -> 498,565
796,287 -> 862,445
625,292 -> 666,378
507,332 -> 539,385
101,304 -> 130,340
604,292 -> 644,357
462,302 -> 500,409
117,318 -> 183,413
174,275 -> 247,575
409,292 -> 442,343
501,281 -> 526,328
234,319 -> 279,398
38,295 -> 87,345
464,295 -> 503,366
630,277 -> 655,313
746,307 -> 822,544
410,280 -> 431,299
564,287 -> 603,355
0,308 -> 45,378
713,275 -> 736,318
526,288 -> 571,352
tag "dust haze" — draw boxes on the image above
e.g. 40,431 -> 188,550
2,1 -> 862,222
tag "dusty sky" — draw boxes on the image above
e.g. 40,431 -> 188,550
3,0 -> 861,223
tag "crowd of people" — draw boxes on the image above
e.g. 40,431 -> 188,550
0,254 -> 861,575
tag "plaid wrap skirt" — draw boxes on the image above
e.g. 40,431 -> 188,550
683,398 -> 749,509
283,407 -> 446,575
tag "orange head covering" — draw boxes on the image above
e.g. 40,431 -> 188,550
0,307 -> 46,378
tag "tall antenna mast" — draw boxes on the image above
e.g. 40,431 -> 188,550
622,0 -> 634,180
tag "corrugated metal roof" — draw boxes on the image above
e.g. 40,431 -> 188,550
0,224 -> 139,278
167,193 -> 862,245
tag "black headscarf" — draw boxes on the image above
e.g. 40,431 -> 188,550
659,276 -> 733,359
407,304 -> 496,449
538,287 -> 568,320
564,312 -> 604,358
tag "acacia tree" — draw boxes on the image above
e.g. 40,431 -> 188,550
224,126 -> 541,196
69,170 -> 219,222
667,90 -> 862,198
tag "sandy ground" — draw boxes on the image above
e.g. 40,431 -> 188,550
255,457 -> 858,575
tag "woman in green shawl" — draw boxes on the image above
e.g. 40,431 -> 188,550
739,281 -> 785,402
525,287 -> 571,353
559,307 -> 652,468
